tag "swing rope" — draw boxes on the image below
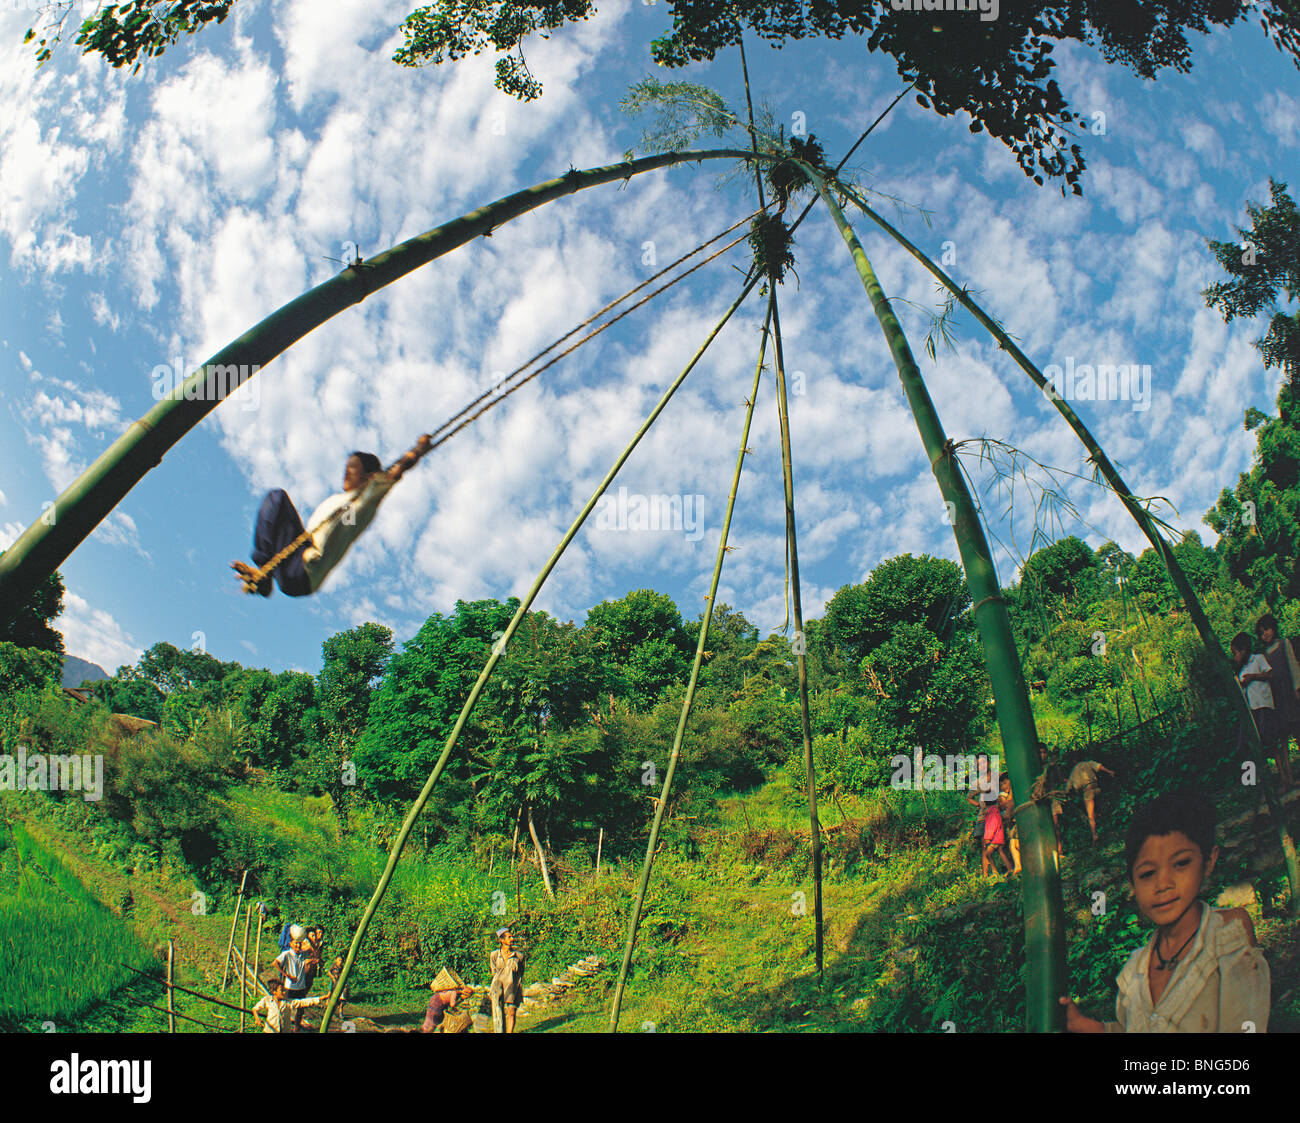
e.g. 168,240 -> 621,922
238,208 -> 769,593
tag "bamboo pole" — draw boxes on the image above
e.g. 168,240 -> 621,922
0,148 -> 780,625
139,1000 -> 225,1032
527,805 -> 554,899
166,939 -> 175,1034
832,180 -> 1300,910
803,167 -> 1067,1031
122,963 -> 259,1014
738,33 -> 822,978
239,897 -> 252,1033
609,297 -> 773,1031
252,903 -> 262,1004
320,272 -> 766,1032
769,289 -> 823,979
221,870 -> 248,992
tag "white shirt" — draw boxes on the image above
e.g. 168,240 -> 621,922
301,475 -> 396,591
275,948 -> 305,990
1239,654 -> 1274,710
252,993 -> 324,1033
1105,906 -> 1269,1033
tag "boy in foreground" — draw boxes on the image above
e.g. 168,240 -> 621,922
1061,791 -> 1269,1032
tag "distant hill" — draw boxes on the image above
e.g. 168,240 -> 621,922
61,654 -> 109,689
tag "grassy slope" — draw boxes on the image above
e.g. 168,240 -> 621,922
7,773 -> 1299,1034
526,782 -> 1300,1033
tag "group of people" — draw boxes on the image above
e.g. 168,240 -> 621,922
251,922 -> 346,1033
1231,613 -> 1298,789
420,926 -> 527,1034
966,751 -> 1116,877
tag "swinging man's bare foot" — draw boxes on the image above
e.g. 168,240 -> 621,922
231,560 -> 271,596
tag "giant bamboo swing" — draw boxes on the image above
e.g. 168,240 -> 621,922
2,107 -> 1293,1037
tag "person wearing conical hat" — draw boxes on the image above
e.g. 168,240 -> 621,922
422,968 -> 473,1033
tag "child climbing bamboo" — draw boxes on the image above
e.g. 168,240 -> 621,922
232,436 -> 432,597
1061,790 -> 1270,1032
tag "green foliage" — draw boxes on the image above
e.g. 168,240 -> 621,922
1206,386 -> 1300,608
0,822 -> 153,1027
824,554 -> 970,662
0,567 -> 64,654
318,623 -> 393,744
584,590 -> 694,709
27,1 -> 233,69
1203,178 -> 1300,387
618,76 -> 738,156
394,0 -> 592,100
0,643 -> 62,699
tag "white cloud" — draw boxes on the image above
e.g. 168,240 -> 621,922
57,589 -> 141,675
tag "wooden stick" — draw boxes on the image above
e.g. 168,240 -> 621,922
528,804 -> 554,898
252,904 -> 262,1005
166,939 -> 175,1034
139,999 -> 226,1032
239,897 -> 253,1033
595,827 -> 603,880
221,870 -> 249,992
122,963 -> 258,1014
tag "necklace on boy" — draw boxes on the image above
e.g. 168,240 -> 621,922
1154,908 -> 1200,972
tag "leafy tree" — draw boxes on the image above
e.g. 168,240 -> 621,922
26,1 -> 234,68
694,602 -> 759,700
122,641 -> 238,696
1202,179 -> 1300,607
37,3 -> 1300,197
0,641 -> 62,698
823,554 -> 970,663
1206,388 -> 1300,608
388,0 -> 1300,193
1203,177 -> 1300,389
356,598 -> 518,799
221,668 -> 321,774
862,622 -> 988,753
318,623 -> 394,744
0,566 -> 64,654
583,589 -> 694,709
95,675 -> 165,724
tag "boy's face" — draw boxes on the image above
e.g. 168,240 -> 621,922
1258,625 -> 1277,645
1232,646 -> 1248,666
343,455 -> 374,491
1129,830 -> 1217,925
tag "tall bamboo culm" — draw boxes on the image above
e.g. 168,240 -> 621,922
837,183 -> 1299,914
608,299 -> 773,1030
320,271 -> 766,1031
803,166 -> 1066,1031
768,291 -> 824,977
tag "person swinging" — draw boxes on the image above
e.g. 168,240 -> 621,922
232,435 -> 431,597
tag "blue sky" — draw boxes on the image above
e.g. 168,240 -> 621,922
1,0 -> 1297,678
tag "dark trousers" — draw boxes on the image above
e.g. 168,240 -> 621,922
252,489 -> 312,597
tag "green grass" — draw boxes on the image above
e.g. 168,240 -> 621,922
0,820 -> 154,1028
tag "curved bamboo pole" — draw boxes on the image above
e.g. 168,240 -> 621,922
802,165 -> 1067,1032
0,147 -> 774,625
319,272 -> 764,1031
836,183 -> 1300,913
608,298 -> 772,1031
